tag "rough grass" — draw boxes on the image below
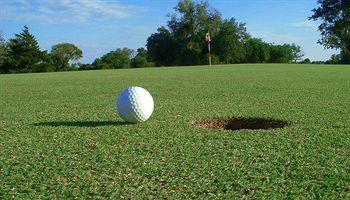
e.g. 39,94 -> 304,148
1,64 -> 349,198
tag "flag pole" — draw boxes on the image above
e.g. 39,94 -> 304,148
208,42 -> 212,66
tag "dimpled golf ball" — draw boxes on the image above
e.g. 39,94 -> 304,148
117,86 -> 154,123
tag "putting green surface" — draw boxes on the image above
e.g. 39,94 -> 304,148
1,64 -> 349,198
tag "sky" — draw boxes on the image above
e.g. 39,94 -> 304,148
0,0 -> 339,63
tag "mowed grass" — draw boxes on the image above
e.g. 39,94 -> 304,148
0,64 -> 349,198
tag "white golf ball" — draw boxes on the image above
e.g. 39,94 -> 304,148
117,86 -> 154,123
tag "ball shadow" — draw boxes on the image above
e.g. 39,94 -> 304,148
34,121 -> 128,127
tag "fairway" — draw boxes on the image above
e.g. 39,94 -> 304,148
1,64 -> 349,198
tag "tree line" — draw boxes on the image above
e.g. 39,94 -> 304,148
0,0 -> 348,74
0,26 -> 83,73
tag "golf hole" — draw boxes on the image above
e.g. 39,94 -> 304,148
192,117 -> 290,131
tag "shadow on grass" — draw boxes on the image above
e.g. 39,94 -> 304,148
34,121 -> 128,127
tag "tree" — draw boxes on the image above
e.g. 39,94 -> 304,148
146,0 -> 305,66
269,44 -> 295,63
311,60 -> 325,64
33,50 -> 55,72
77,63 -> 95,70
310,0 -> 350,63
147,27 -> 181,66
245,38 -> 270,63
92,48 -> 134,69
325,53 -> 342,64
300,58 -> 311,64
0,31 -> 6,70
131,48 -> 154,68
135,48 -> 148,58
50,43 -> 83,71
4,25 -> 44,73
168,0 -> 221,50
167,0 -> 222,65
212,18 -> 249,64
290,44 -> 304,63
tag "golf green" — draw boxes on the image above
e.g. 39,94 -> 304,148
1,64 -> 349,198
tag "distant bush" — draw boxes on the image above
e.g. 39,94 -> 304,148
77,63 -> 95,70
200,54 -> 220,65
131,48 -> 155,68
91,48 -> 134,69
245,38 -> 270,63
299,58 -> 311,64
311,61 -> 325,64
132,57 -> 154,68
325,54 -> 342,64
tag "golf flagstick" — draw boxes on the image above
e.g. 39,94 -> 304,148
205,32 -> 211,66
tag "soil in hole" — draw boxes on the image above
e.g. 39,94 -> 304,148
192,117 -> 290,131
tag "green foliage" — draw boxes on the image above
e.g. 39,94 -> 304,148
51,43 -> 83,71
310,0 -> 350,63
3,26 -> 45,73
245,38 -> 270,63
290,43 -> 304,63
76,63 -> 95,70
300,58 -> 311,64
131,48 -> 155,68
33,51 -> 55,72
147,0 -> 223,66
147,27 -> 181,66
205,54 -> 220,65
311,60 -> 326,64
269,44 -> 295,63
0,32 -> 7,71
212,18 -> 249,63
168,0 -> 221,51
325,53 -> 342,64
131,56 -> 149,68
92,48 -> 135,69
135,47 -> 148,58
146,0 -> 303,66
0,27 -> 83,73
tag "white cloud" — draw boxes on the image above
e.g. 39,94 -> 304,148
291,20 -> 318,30
1,0 -> 147,25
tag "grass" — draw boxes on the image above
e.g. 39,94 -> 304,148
1,64 -> 349,198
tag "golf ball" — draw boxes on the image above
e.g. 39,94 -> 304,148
117,86 -> 154,123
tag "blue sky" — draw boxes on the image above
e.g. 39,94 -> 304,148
0,0 -> 339,63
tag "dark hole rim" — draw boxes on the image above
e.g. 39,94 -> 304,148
192,117 -> 291,131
